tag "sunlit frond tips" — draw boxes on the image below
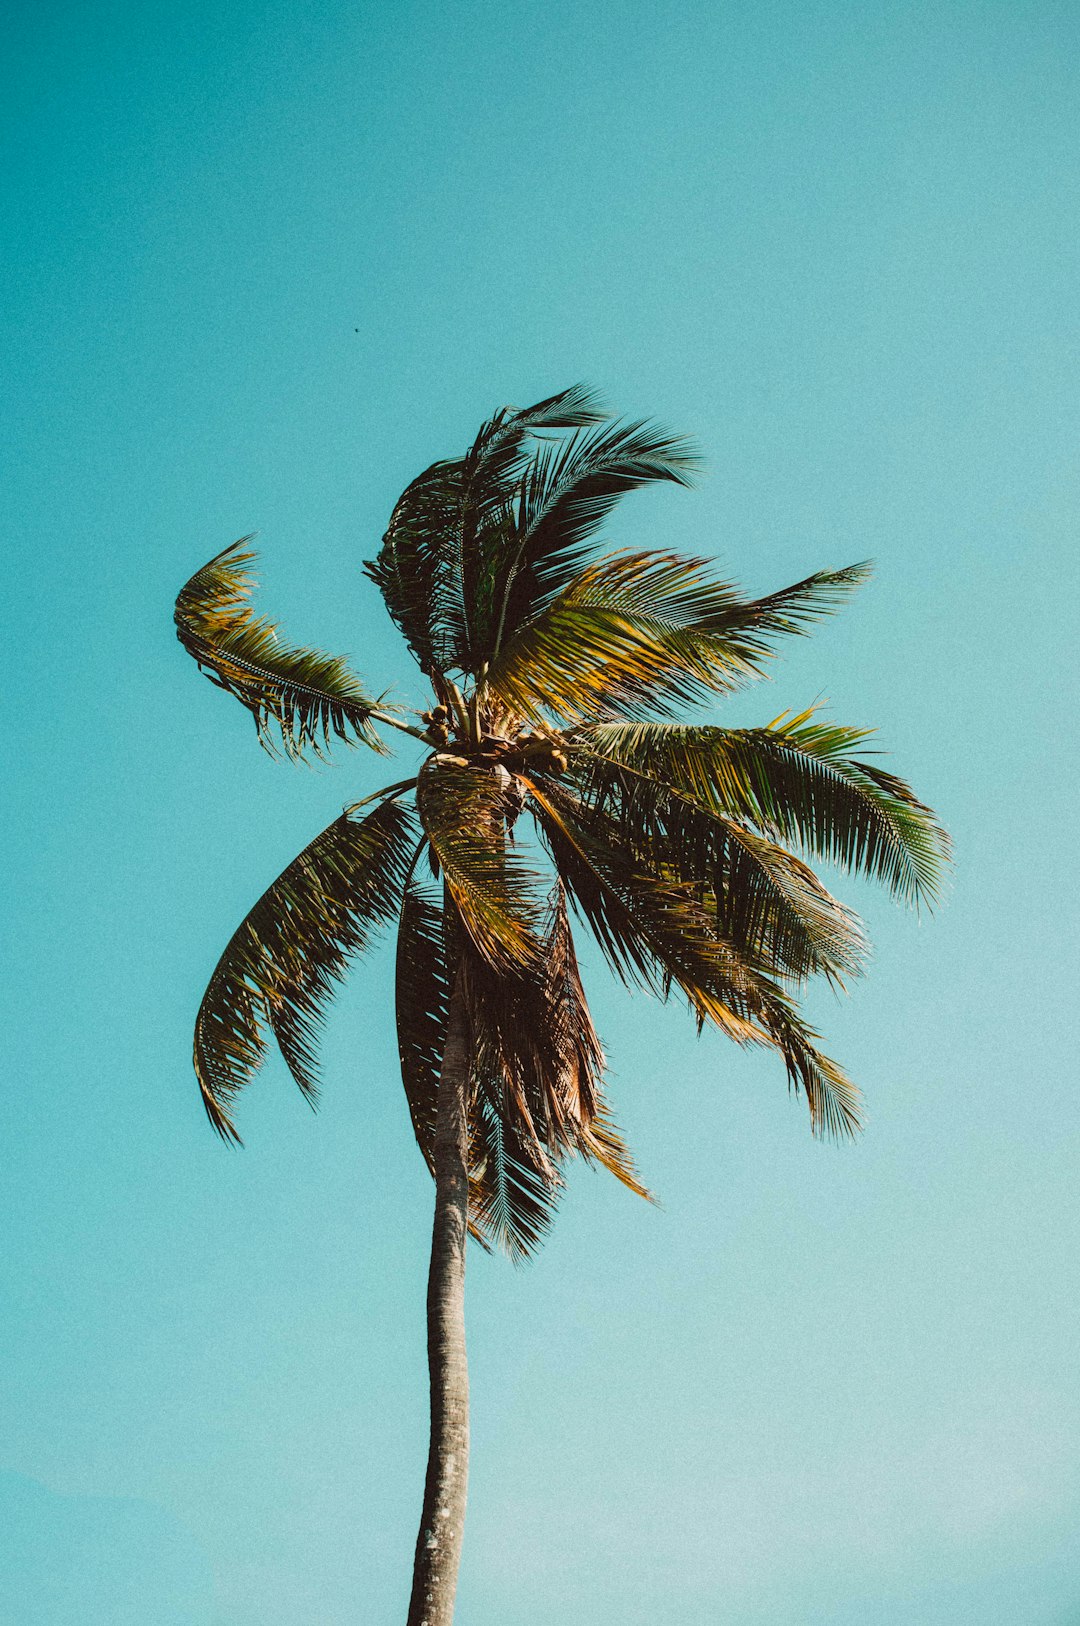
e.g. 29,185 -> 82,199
175,539 -> 389,759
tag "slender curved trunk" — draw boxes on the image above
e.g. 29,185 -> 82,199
406,976 -> 471,1626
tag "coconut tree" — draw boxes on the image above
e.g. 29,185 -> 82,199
174,385 -> 948,1626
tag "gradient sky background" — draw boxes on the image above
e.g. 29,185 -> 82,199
4,2 -> 1079,1622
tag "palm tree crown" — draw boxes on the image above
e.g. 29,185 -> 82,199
175,384 -> 948,1259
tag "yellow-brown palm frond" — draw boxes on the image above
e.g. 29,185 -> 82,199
176,540 -> 389,759
396,871 -> 646,1259
483,553 -> 869,726
415,757 -> 545,972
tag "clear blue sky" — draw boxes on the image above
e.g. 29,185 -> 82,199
3,2 -> 1079,1622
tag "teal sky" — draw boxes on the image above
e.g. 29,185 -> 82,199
4,2 -> 1079,1622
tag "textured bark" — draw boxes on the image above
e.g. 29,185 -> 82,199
406,976 -> 471,1626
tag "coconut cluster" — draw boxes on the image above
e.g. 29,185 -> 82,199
420,708 -> 568,775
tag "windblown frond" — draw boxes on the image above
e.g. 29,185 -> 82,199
577,715 -> 950,907
566,749 -> 866,987
526,773 -> 764,1031
194,783 -> 418,1142
484,554 -> 869,725
363,463 -> 464,677
176,540 -> 387,758
365,386 -> 608,677
524,774 -> 862,1138
484,417 -> 702,657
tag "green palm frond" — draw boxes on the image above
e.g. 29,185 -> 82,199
416,758 -> 545,970
525,773 -> 862,1138
444,389 -> 612,674
484,553 -> 869,725
525,772 -> 767,1036
193,782 -> 418,1142
365,386 -> 608,678
364,463 -> 464,678
483,417 -> 702,658
462,385 -> 609,504
757,1003 -> 864,1142
566,750 -> 866,987
578,715 -> 950,906
176,540 -> 388,758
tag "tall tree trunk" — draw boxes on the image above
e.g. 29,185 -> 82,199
406,976 -> 471,1626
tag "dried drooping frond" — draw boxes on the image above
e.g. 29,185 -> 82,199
540,888 -> 650,1201
484,553 -> 869,725
395,881 -> 539,1256
395,872 -> 647,1259
176,540 -> 387,758
460,896 -> 600,1157
463,886 -> 649,1258
577,715 -> 950,908
416,758 -> 544,970
395,876 -> 569,1257
394,871 -> 453,1178
193,783 -> 419,1142
468,1089 -> 562,1262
